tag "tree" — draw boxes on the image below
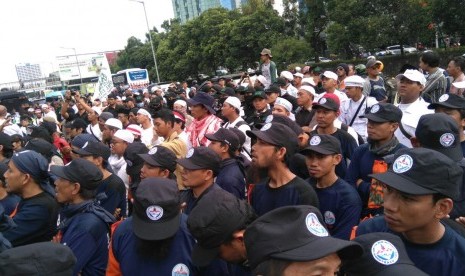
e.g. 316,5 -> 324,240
271,38 -> 312,69
430,0 -> 465,42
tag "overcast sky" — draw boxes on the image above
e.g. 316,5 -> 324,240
0,0 -> 174,84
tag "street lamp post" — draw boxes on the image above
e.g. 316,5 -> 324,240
129,0 -> 161,83
61,47 -> 83,87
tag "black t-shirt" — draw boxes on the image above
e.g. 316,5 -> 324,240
295,108 -> 315,127
97,173 -> 127,217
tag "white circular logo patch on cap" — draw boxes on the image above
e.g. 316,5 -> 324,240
305,213 -> 328,237
149,147 -> 158,155
172,263 -> 190,276
324,211 -> 336,225
261,123 -> 272,131
370,104 -> 380,113
440,133 -> 455,147
393,154 -> 413,173
186,148 -> 194,158
265,115 -> 273,124
310,136 -> 321,146
319,98 -> 327,104
371,240 -> 399,265
146,205 -> 163,221
82,142 -> 89,148
439,94 -> 449,102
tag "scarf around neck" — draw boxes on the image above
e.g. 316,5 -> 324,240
368,136 -> 400,156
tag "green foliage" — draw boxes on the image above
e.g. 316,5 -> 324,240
272,38 -> 312,70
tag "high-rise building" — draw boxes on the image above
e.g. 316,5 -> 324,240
172,0 -> 248,23
15,63 -> 42,81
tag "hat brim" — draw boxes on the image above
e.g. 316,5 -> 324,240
191,244 -> 220,267
72,148 -> 93,156
312,103 -> 338,111
139,154 -> 163,167
251,95 -> 267,100
246,130 -> 277,146
427,102 -> 462,110
132,212 -> 181,241
177,158 -> 205,170
50,165 -> 73,182
359,113 -> 391,123
369,171 -> 437,195
301,146 -> 339,156
204,133 -> 221,142
187,99 -> 216,114
270,236 -> 363,263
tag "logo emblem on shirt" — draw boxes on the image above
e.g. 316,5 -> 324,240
392,154 -> 413,173
146,205 -> 163,221
319,98 -> 327,104
172,263 -> 190,276
324,211 -> 336,225
261,123 -> 272,131
186,148 -> 194,158
370,104 -> 380,113
265,115 -> 273,124
149,147 -> 158,155
305,213 -> 328,237
310,136 -> 321,146
439,94 -> 449,102
371,240 -> 399,265
440,133 -> 455,147
82,142 -> 89,148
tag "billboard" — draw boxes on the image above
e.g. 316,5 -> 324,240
56,53 -> 111,81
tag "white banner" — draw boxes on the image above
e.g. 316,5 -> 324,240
56,53 -> 111,81
94,67 -> 114,100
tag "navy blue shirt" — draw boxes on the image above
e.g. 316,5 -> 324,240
368,78 -> 387,101
356,216 -> 465,276
61,209 -> 112,275
461,140 -> 465,158
216,158 -> 246,199
309,178 -> 362,240
181,184 -> 223,215
250,176 -> 319,217
0,194 -> 20,215
96,173 -> 127,217
3,192 -> 59,247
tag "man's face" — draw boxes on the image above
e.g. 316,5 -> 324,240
282,253 -> 341,276
367,64 -> 381,77
102,125 -> 113,143
70,128 -> 82,139
447,60 -> 461,78
265,92 -> 279,104
136,113 -> 147,124
348,65 -> 355,76
118,113 -> 129,124
294,76 -> 302,86
173,104 -> 186,114
181,168 -> 210,188
208,140 -> 225,157
367,120 -> 397,142
434,107 -> 465,130
305,152 -> 340,179
110,137 -> 128,156
419,57 -> 428,71
129,113 -> 138,124
42,106 -> 50,113
4,161 -> 26,194
336,67 -> 346,77
221,103 -> 235,118
253,98 -> 267,111
272,105 -> 289,117
251,138 -> 279,168
54,177 -> 76,204
297,90 -> 313,106
260,54 -> 268,62
322,77 -> 336,90
35,112 -> 42,118
383,185 -> 441,234
315,108 -> 337,128
190,104 -> 208,120
398,77 -> 422,102
345,86 -> 361,99
140,162 -> 166,179
88,111 -> 97,122
218,237 -> 247,264
153,118 -> 170,138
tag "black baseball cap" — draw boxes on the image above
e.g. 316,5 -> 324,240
342,232 -> 428,276
0,133 -> 12,150
177,147 -> 221,175
370,147 -> 462,200
257,114 -> 303,136
244,205 -> 363,269
205,128 -> 240,151
50,158 -> 103,190
132,178 -> 180,240
415,113 -> 463,162
301,134 -> 342,155
360,103 -> 402,123
428,93 -> 465,110
312,95 -> 339,111
124,142 -> 149,176
139,146 -> 177,173
246,122 -> 298,154
187,189 -> 256,267
73,141 -> 111,160
228,127 -> 246,147
251,91 -> 267,100
220,87 -> 236,96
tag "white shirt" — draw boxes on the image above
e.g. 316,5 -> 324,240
317,90 -> 349,112
285,84 -> 299,98
223,117 -> 252,161
395,98 -> 433,148
44,110 -> 57,121
86,123 -> 102,141
140,125 -> 154,148
339,95 -> 378,142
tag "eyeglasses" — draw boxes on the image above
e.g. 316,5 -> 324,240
336,67 -> 344,71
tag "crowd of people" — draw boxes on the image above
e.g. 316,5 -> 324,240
0,48 -> 464,275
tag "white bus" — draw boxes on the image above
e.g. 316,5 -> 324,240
112,68 -> 150,90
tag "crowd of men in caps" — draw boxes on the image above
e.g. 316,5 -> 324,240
0,48 -> 464,275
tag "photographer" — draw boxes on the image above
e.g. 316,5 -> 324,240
61,90 -> 89,124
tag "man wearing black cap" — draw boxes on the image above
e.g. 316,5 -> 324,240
51,158 -> 115,275
244,205 -> 363,275
246,122 -> 319,216
139,145 -> 177,181
356,148 -> 465,276
301,134 -> 362,239
3,150 -> 59,247
264,84 -> 280,109
178,147 -> 223,215
102,95 -> 119,117
206,128 -> 246,199
188,188 -> 256,275
116,107 -> 130,129
336,63 -> 349,91
69,118 -> 88,140
346,103 -> 406,218
428,93 -> 465,156
245,91 -> 271,127
74,141 -> 127,218
0,132 -> 13,165
107,178 -> 199,275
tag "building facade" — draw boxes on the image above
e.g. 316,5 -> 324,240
15,63 -> 42,81
172,0 -> 248,23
